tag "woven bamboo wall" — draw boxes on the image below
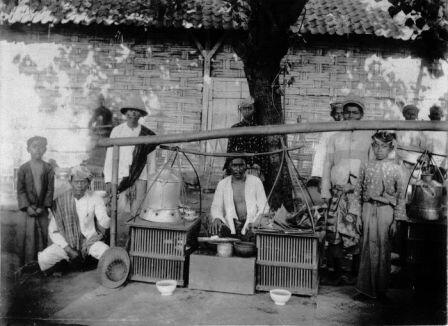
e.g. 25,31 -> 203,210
3,25 -> 446,190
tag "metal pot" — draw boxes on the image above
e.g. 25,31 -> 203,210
234,241 -> 256,257
408,183 -> 444,221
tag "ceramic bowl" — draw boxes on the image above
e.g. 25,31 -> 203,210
269,289 -> 292,305
156,280 -> 177,296
233,241 -> 256,257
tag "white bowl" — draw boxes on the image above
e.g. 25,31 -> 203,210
270,289 -> 292,305
156,280 -> 177,296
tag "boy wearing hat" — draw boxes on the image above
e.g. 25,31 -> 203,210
17,136 -> 54,266
103,96 -> 156,217
353,131 -> 406,301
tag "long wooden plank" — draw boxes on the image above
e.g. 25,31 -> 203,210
98,121 -> 448,147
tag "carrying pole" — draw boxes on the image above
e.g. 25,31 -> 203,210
98,121 -> 448,148
111,145 -> 119,247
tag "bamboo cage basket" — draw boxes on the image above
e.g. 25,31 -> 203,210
255,231 -> 319,296
127,218 -> 200,286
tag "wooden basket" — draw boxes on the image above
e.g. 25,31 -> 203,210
255,231 -> 319,296
127,218 -> 200,286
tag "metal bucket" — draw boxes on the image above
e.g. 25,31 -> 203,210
408,184 -> 444,221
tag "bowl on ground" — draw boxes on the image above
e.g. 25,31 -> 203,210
233,241 -> 256,257
269,289 -> 292,305
156,280 -> 177,296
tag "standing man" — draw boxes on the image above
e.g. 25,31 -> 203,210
396,104 -> 425,167
103,96 -> 157,217
402,104 -> 419,121
321,98 -> 372,285
311,101 -> 343,178
424,105 -> 447,181
224,97 -> 268,181
428,104 -> 444,121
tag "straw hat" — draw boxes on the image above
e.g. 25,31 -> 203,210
97,247 -> 130,289
120,96 -> 148,116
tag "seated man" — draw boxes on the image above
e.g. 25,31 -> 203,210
36,165 -> 110,274
210,156 -> 269,240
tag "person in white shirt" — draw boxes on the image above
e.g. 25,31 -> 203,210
37,165 -> 111,272
103,96 -> 156,217
311,101 -> 344,178
210,156 -> 269,240
396,104 -> 425,166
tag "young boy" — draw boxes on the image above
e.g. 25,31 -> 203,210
353,131 -> 406,301
17,136 -> 54,265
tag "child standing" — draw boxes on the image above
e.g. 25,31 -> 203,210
353,131 -> 406,301
17,136 -> 54,265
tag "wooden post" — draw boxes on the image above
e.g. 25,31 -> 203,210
191,34 -> 225,131
111,145 -> 119,247
190,32 -> 226,171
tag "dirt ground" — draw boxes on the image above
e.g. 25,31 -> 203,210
1,192 -> 446,325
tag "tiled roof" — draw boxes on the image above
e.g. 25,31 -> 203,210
1,0 -> 250,30
295,0 -> 414,41
1,0 -> 414,40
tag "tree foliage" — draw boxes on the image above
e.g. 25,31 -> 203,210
387,0 -> 448,64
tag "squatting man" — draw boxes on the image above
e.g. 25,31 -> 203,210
20,165 -> 111,275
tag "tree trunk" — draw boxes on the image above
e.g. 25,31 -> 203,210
232,15 -> 295,210
244,60 -> 294,211
229,0 -> 308,211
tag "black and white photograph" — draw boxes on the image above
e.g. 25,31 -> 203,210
0,0 -> 447,324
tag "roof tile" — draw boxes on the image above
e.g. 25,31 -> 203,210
1,0 -> 414,40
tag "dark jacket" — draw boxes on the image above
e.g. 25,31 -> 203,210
117,125 -> 156,193
17,161 -> 55,211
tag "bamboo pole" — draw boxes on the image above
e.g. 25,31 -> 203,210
98,121 -> 448,147
158,144 -> 304,157
110,145 -> 119,247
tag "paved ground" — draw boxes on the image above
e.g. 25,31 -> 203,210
1,197 -> 446,325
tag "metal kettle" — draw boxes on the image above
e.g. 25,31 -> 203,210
141,168 -> 182,223
407,175 -> 444,221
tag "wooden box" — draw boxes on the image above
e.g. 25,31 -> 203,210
189,252 -> 256,294
127,218 -> 200,286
